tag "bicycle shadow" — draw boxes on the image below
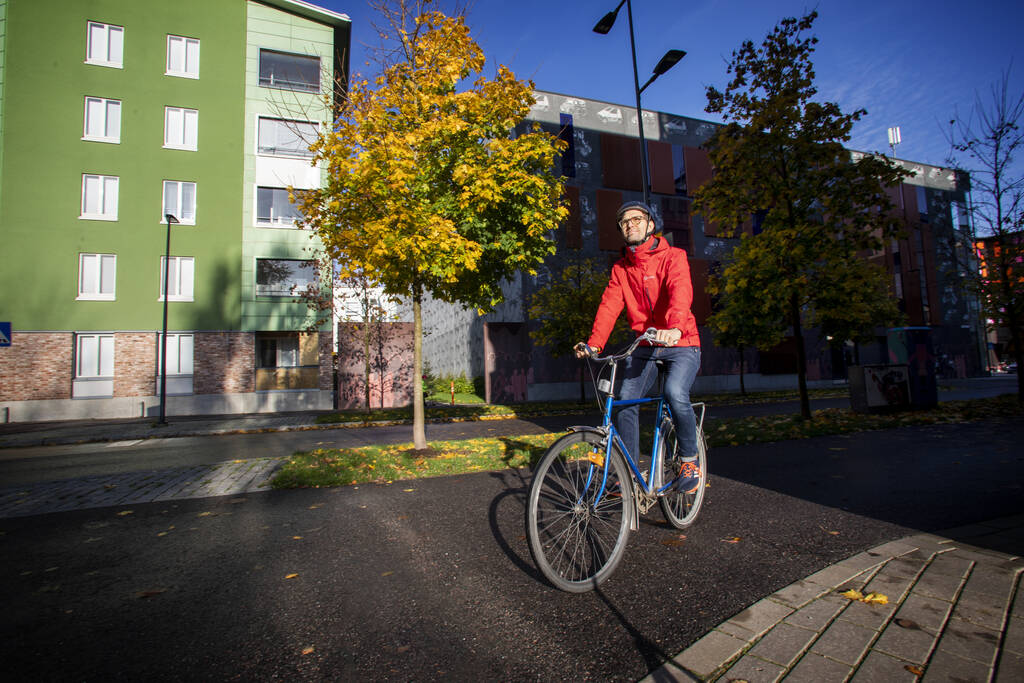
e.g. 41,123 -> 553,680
485,436 -> 548,584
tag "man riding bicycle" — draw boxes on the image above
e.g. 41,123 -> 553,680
574,201 -> 702,492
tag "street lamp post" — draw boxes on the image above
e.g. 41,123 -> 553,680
159,213 -> 179,425
594,0 -> 685,204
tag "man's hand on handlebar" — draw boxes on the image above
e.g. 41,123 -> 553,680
652,328 -> 682,347
574,342 -> 597,359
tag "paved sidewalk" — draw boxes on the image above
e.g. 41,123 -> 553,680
643,516 -> 1024,682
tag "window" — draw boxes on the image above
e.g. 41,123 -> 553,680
86,21 -> 123,67
160,256 -> 195,301
81,174 -> 119,220
256,187 -> 302,226
257,334 -> 300,368
157,333 -> 195,395
73,333 -> 115,398
166,35 -> 199,78
83,97 -> 121,143
164,106 -> 198,150
78,253 -> 116,300
257,117 -> 317,158
255,258 -> 316,296
162,180 -> 196,224
258,49 -> 320,93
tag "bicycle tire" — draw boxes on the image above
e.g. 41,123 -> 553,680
525,430 -> 633,593
658,413 -> 708,529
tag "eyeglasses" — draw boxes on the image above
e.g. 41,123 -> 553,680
618,215 -> 648,228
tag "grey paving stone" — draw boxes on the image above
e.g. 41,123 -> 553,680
922,649 -> 992,683
935,617 -> 1000,667
724,598 -> 794,640
784,651 -> 852,682
804,563 -> 872,590
835,551 -> 889,577
959,564 -> 1020,603
873,615 -> 941,664
895,592 -> 955,634
811,618 -> 878,666
746,622 -> 817,667
839,596 -> 898,632
850,650 -> 921,682
1005,615 -> 1024,655
863,568 -> 916,604
769,579 -> 829,610
783,594 -> 847,631
667,630 -> 748,680
995,649 -> 1024,683
952,597 -> 1009,631
719,654 -> 786,683
914,564 -> 969,602
867,539 -> 922,560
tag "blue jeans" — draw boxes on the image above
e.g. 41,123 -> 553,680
615,345 -> 701,461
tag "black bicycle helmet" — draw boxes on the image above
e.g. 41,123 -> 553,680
616,200 -> 655,223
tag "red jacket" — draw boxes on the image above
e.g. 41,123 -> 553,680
587,235 -> 700,350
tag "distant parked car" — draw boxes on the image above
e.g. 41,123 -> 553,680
559,98 -> 587,115
597,106 -> 622,124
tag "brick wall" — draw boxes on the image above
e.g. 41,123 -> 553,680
194,331 -> 254,395
318,329 -> 334,391
114,333 -> 156,397
0,332 -> 73,401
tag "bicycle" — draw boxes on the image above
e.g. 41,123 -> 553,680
525,328 -> 708,592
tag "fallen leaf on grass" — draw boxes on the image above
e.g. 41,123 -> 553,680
403,488 -> 416,493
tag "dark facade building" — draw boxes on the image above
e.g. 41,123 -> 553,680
420,90 -> 986,401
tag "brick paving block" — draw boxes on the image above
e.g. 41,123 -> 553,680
922,649 -> 991,683
723,598 -> 794,640
838,597 -> 898,632
885,552 -> 930,580
952,597 -> 1010,631
895,593 -> 955,633
804,563 -> 874,590
1013,582 -> 1024,620
959,564 -> 1020,603
873,615 -> 941,665
719,654 -> 786,683
784,651 -> 852,682
914,564 -> 969,602
995,650 -> 1024,682
948,544 -> 1020,567
850,650 -> 920,682
835,551 -> 889,576
863,568 -> 916,603
1005,615 -> 1024,655
667,630 -> 749,680
784,594 -> 847,631
905,533 -> 956,554
747,622 -> 818,667
867,539 -> 921,560
935,616 -> 1000,667
811,618 -> 878,666
769,579 -> 829,609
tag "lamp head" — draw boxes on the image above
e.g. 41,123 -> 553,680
593,10 -> 618,34
653,49 -> 686,76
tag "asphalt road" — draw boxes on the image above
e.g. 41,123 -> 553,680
2,418 -> 1022,681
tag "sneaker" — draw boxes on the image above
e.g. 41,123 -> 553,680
674,459 -> 701,493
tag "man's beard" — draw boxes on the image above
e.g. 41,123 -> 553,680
624,229 -> 651,247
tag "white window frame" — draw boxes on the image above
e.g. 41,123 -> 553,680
164,106 -> 198,151
255,186 -> 303,227
77,253 -> 117,301
83,96 -> 121,143
166,35 -> 200,78
159,256 -> 195,302
256,117 -> 317,158
257,334 -> 300,368
86,21 -> 124,68
162,180 -> 197,225
73,333 -> 115,398
156,332 -> 195,395
81,174 -> 119,221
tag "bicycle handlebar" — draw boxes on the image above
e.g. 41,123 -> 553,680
581,328 -> 662,363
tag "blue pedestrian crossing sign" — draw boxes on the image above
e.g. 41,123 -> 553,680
0,322 -> 11,347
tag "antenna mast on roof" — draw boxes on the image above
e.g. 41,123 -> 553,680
887,126 -> 902,158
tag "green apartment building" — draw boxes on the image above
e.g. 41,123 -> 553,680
0,0 -> 350,421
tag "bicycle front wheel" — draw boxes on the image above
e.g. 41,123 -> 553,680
525,430 -> 633,593
658,414 -> 708,529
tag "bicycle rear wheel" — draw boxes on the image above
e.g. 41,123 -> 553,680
658,414 -> 707,529
525,430 -> 633,593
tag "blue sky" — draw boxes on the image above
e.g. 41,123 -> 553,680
320,0 -> 1023,172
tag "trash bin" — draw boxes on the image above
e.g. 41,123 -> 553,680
848,364 -> 911,413
887,327 -> 938,409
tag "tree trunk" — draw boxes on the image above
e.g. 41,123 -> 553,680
412,285 -> 427,450
363,322 -> 371,413
790,292 -> 811,419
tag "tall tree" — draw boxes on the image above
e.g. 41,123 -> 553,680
528,256 -> 626,402
947,69 -> 1024,402
694,11 -> 909,418
298,3 -> 566,449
